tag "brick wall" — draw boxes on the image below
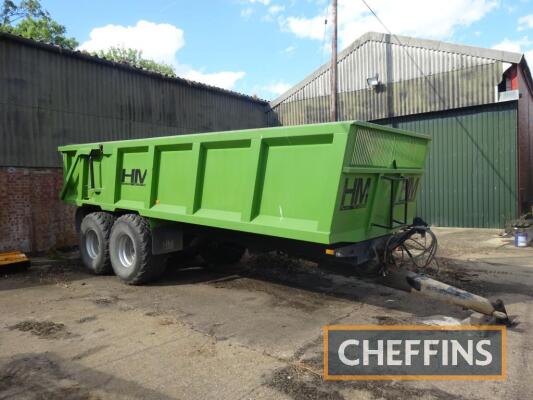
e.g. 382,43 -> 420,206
0,167 -> 76,253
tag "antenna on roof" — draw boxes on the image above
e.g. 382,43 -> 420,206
330,0 -> 338,122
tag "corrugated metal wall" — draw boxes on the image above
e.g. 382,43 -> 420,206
0,34 -> 268,167
267,34 -> 510,126
376,102 -> 518,228
268,62 -> 503,126
274,39 -> 496,103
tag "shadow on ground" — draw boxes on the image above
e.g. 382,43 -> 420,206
0,353 -> 175,400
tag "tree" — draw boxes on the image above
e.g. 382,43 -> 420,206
0,0 -> 78,48
95,47 -> 176,77
1,1 -> 174,77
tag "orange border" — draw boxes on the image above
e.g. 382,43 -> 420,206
323,325 -> 506,381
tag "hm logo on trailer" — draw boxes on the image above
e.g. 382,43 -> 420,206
340,177 -> 371,210
122,169 -> 147,186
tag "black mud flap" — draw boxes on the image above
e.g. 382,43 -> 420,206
152,224 -> 183,255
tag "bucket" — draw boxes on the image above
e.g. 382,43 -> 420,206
514,231 -> 529,247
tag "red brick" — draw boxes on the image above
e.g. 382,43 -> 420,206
0,167 -> 76,253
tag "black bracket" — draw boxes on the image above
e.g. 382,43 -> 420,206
372,175 -> 410,230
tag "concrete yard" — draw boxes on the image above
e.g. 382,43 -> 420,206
1,228 -> 532,400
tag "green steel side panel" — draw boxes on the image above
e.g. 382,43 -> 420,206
59,122 -> 430,245
378,102 -> 518,228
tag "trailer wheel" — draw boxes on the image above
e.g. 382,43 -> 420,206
109,214 -> 167,285
200,240 -> 245,267
79,212 -> 115,275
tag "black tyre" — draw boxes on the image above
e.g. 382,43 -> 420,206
200,240 -> 245,267
79,212 -> 115,275
109,214 -> 167,285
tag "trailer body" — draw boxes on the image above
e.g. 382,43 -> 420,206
60,121 -> 429,247
57,121 -> 516,325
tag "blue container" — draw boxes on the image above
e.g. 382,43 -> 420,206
515,231 -> 529,247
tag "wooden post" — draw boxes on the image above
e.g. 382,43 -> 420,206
330,0 -> 338,122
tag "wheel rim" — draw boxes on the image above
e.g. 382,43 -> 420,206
85,229 -> 100,259
117,233 -> 135,268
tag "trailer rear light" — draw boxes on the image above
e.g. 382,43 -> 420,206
325,249 -> 335,255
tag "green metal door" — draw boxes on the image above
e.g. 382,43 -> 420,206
377,102 -> 518,228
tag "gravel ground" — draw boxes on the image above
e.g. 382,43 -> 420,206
0,228 -> 532,400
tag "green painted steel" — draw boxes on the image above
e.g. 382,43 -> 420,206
378,102 -> 518,228
59,122 -> 430,245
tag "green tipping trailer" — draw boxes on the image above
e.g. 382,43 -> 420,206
59,121 -> 513,323
59,121 -> 430,284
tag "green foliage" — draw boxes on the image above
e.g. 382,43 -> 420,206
1,1 -> 174,76
0,0 -> 78,48
95,47 -> 176,77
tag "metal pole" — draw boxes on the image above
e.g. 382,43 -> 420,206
383,270 -> 510,324
330,0 -> 338,122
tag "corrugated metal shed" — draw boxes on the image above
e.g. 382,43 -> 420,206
0,32 -> 268,168
267,32 -> 528,228
268,32 -> 523,125
376,102 -> 518,228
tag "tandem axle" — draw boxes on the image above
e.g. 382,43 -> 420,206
76,207 -> 511,325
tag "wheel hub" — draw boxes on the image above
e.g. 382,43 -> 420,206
117,234 -> 135,268
85,229 -> 100,259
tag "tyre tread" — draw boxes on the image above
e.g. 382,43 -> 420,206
81,211 -> 115,274
112,214 -> 166,285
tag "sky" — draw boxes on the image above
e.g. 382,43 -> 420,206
41,0 -> 533,100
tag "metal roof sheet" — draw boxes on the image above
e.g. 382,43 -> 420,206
0,31 -> 268,104
270,32 -> 524,108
